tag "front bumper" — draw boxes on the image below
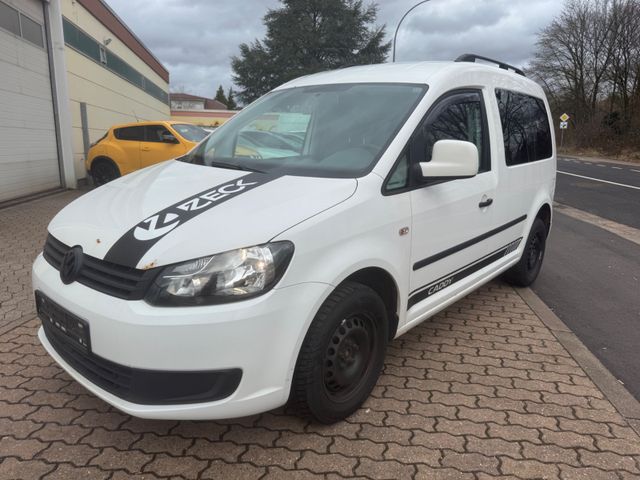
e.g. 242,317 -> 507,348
33,254 -> 330,420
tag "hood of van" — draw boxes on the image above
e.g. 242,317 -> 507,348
48,161 -> 357,269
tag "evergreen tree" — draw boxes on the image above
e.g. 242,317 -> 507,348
214,85 -> 228,107
226,87 -> 238,110
232,0 -> 390,103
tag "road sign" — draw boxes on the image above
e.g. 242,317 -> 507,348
560,121 -> 568,130
560,113 -> 570,122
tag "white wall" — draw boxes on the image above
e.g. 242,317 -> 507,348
61,0 -> 170,179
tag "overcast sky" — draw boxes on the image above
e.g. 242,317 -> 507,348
107,0 -> 565,99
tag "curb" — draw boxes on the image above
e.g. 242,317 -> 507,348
516,287 -> 640,436
554,203 -> 640,247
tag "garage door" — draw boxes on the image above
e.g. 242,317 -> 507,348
0,0 -> 61,203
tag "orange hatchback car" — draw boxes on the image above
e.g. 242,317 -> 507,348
86,121 -> 209,185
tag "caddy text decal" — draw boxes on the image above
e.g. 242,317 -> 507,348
104,172 -> 282,267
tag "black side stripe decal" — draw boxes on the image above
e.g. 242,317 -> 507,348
413,215 -> 527,271
104,172 -> 283,268
408,238 -> 522,309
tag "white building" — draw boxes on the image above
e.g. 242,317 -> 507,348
0,0 -> 170,204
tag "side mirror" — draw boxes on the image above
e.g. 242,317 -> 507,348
162,132 -> 179,144
420,140 -> 479,180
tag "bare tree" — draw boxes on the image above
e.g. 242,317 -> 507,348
608,0 -> 640,128
531,0 -> 640,152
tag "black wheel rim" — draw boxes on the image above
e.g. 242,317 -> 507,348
526,231 -> 544,272
322,314 -> 377,401
92,164 -> 113,185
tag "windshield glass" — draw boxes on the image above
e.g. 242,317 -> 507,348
181,83 -> 427,178
173,124 -> 209,143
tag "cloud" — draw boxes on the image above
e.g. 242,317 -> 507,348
106,0 -> 565,98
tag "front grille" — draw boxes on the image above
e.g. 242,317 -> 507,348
43,234 -> 158,300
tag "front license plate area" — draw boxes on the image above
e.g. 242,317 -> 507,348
36,291 -> 91,353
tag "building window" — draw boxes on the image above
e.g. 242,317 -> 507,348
62,17 -> 169,105
0,1 -> 45,49
0,2 -> 20,36
19,13 -> 44,48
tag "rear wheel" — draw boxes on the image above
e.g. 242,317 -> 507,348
290,281 -> 388,423
503,218 -> 547,287
91,159 -> 120,186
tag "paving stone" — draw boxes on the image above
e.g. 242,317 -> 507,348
37,441 -> 100,466
131,432 -> 194,456
354,457 -> 415,480
415,465 -> 475,479
274,431 -> 331,453
201,460 -> 266,479
297,451 -> 357,477
0,458 -> 55,479
89,446 -> 153,474
383,442 -> 441,466
240,444 -> 300,469
500,457 -> 560,479
465,436 -> 522,458
143,452 -> 208,479
579,449 -> 640,473
0,436 -> 47,460
441,451 -> 500,475
42,463 -> 110,480
80,426 -> 142,450
186,439 -> 246,462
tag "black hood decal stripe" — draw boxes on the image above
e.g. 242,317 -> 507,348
104,171 -> 283,268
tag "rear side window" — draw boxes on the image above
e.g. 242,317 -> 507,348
495,89 -> 553,166
114,126 -> 144,141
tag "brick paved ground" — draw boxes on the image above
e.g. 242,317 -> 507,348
1,191 -> 640,479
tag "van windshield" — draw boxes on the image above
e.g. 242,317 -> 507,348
181,83 -> 427,178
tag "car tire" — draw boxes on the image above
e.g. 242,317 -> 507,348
290,281 -> 388,424
503,218 -> 547,287
91,158 -> 120,186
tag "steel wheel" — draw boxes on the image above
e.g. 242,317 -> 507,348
323,314 -> 377,402
290,281 -> 388,423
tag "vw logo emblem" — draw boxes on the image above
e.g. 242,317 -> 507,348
60,246 -> 83,285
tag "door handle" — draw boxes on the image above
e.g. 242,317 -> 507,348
141,146 -> 150,151
478,198 -> 493,208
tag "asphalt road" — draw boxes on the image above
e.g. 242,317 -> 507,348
556,156 -> 640,228
533,156 -> 640,399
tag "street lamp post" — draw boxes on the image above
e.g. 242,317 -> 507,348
392,0 -> 431,62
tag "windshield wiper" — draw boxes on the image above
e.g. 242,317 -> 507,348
208,161 -> 265,173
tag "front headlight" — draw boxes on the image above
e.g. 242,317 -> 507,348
145,241 -> 294,306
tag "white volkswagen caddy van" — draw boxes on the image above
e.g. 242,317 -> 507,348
33,55 -> 556,423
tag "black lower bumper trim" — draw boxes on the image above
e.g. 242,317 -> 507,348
41,313 -> 241,406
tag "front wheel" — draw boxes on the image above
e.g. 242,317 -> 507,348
91,159 -> 120,186
290,281 -> 388,423
503,218 -> 547,287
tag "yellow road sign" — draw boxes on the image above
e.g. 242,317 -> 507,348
560,113 -> 570,122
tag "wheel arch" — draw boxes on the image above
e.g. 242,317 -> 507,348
90,155 -> 119,173
340,266 -> 400,341
535,203 -> 552,236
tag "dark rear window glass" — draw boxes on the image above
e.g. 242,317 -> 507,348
495,89 -> 553,166
114,126 -> 144,141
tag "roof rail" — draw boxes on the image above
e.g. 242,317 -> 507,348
455,53 -> 526,77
